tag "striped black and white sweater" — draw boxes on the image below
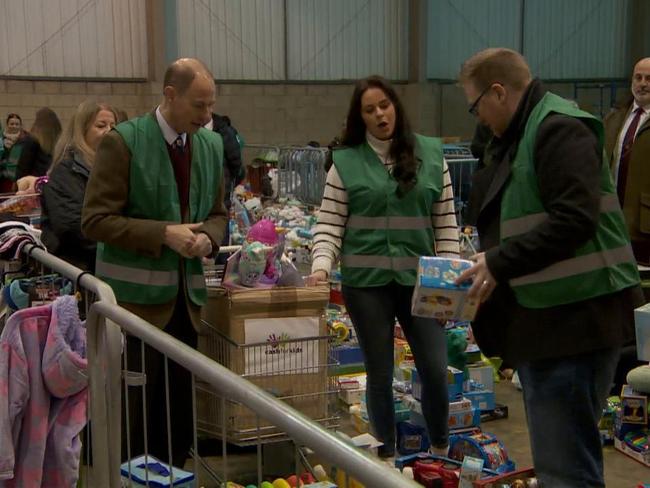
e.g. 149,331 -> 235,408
311,132 -> 460,276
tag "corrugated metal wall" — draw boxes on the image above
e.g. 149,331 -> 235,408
0,0 -> 147,78
286,0 -> 409,81
177,0 -> 286,80
524,0 -> 629,80
427,0 -> 522,80
426,0 -> 630,81
176,0 -> 409,81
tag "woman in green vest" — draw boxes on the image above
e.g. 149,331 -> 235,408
0,113 -> 29,192
307,76 -> 460,459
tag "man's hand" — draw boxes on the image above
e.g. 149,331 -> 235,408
187,232 -> 213,258
164,223 -> 202,258
305,270 -> 328,286
455,252 -> 497,303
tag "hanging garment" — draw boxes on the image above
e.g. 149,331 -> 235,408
0,295 -> 87,487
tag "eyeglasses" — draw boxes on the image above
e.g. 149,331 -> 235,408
468,84 -> 494,116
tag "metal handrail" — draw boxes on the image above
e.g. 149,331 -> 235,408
22,245 -> 420,487
88,301 -> 421,488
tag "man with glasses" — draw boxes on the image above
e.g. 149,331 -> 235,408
456,48 -> 643,487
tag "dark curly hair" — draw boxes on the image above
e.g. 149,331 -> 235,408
342,75 -> 417,196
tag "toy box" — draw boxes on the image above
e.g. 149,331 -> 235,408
464,389 -> 496,412
621,385 -> 648,425
120,455 -> 195,487
614,436 -> 650,467
468,363 -> 495,392
411,257 -> 480,321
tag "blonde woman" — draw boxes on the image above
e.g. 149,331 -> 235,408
40,101 -> 116,270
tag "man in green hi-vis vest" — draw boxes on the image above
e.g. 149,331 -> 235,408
456,48 -> 643,487
82,58 -> 228,467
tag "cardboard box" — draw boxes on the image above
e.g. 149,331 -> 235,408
620,385 -> 648,425
468,363 -> 495,392
411,257 -> 479,321
614,437 -> 650,468
197,286 -> 332,440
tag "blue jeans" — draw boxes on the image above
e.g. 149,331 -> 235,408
517,347 -> 620,488
343,282 -> 449,456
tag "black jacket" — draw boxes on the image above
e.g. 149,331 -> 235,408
471,79 -> 643,364
41,150 -> 96,271
16,135 -> 52,179
211,113 -> 243,198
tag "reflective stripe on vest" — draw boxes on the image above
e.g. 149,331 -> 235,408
501,193 -> 620,239
96,261 -> 178,286
347,215 -> 432,230
510,244 -> 635,287
342,255 -> 419,271
97,261 -> 206,289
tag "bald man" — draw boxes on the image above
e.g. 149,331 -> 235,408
605,57 -> 650,264
82,58 -> 227,466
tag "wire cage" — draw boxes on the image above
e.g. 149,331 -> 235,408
443,144 -> 479,227
196,284 -> 340,446
276,146 -> 328,205
196,320 -> 340,445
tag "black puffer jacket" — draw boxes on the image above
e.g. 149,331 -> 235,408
41,150 -> 96,271
211,113 -> 244,198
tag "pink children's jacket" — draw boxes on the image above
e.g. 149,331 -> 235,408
0,295 -> 88,487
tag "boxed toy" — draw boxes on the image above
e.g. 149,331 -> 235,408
120,455 -> 195,487
412,257 -> 480,321
621,385 -> 648,425
464,389 -> 496,412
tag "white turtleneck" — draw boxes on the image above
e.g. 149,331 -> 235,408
365,130 -> 393,167
311,134 -> 459,277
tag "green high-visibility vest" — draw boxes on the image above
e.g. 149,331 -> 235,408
501,92 -> 639,308
334,134 -> 444,287
0,140 -> 25,181
95,113 -> 223,306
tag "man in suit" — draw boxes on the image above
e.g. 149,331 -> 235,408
82,57 -> 227,466
605,57 -> 650,264
456,48 -> 642,487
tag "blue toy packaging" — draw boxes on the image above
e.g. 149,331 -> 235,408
411,257 -> 480,321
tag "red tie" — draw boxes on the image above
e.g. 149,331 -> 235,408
617,107 -> 645,205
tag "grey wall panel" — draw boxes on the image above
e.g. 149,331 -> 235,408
0,0 -> 147,78
177,0 -> 285,80
524,0 -> 629,79
426,0 -> 522,80
286,0 -> 409,81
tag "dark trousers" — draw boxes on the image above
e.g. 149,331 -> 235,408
518,347 -> 620,488
343,282 -> 449,456
122,298 -> 197,468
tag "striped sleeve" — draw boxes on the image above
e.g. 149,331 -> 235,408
432,159 -> 460,257
311,165 -> 348,275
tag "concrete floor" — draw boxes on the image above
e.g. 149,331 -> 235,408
487,380 -> 649,487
